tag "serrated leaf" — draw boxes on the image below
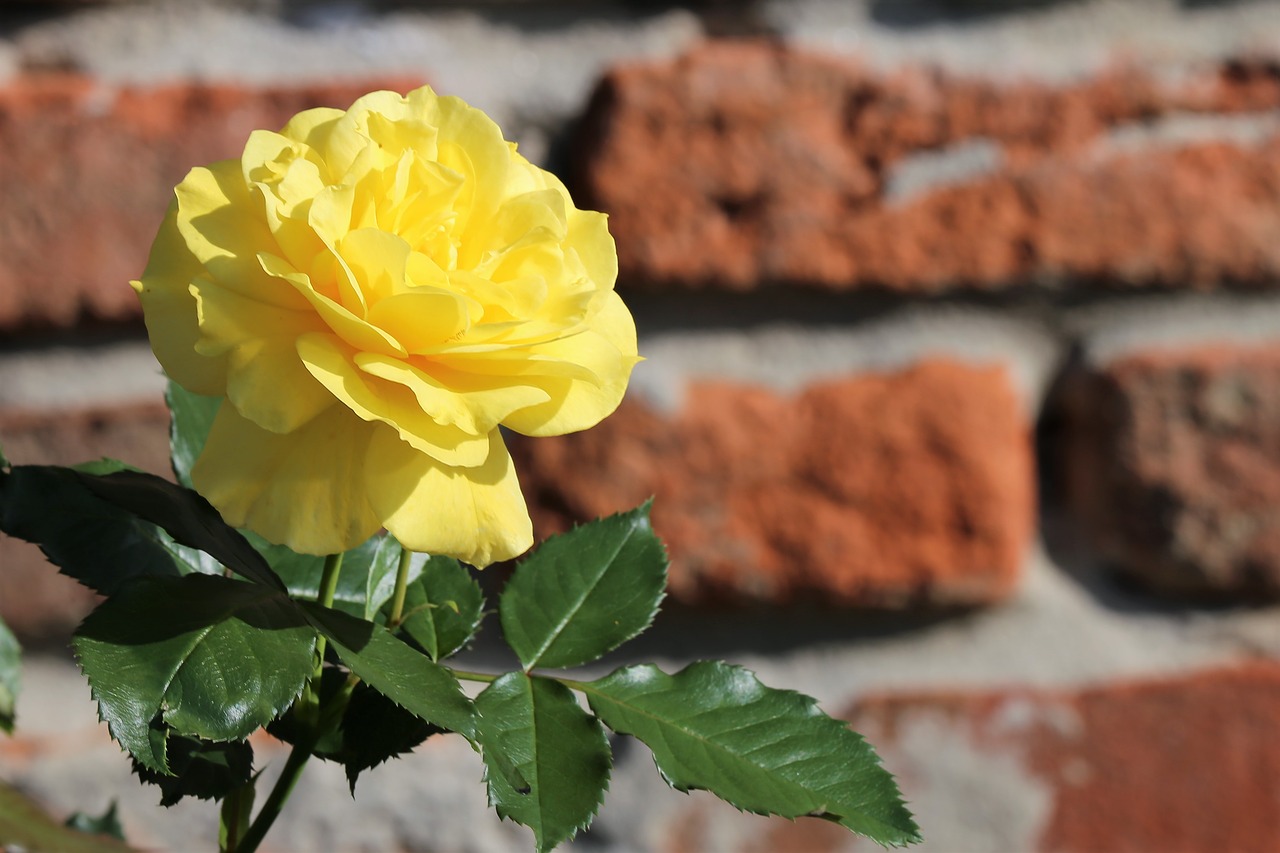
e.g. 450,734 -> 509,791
269,534 -> 425,621
0,464 -> 184,595
476,673 -> 611,853
75,574 -> 315,773
500,503 -> 667,670
302,603 -> 477,740
395,555 -> 484,661
0,781 -> 135,852
166,381 -> 221,489
582,662 -> 921,848
132,732 -> 254,807
74,469 -> 284,591
0,615 -> 19,735
267,672 -> 442,792
337,683 -> 443,791
64,801 -> 126,841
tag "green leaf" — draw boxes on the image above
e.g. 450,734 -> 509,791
0,615 -> 19,735
75,574 -> 315,773
395,555 -> 484,661
267,673 -> 442,791
582,662 -> 921,848
0,464 -> 184,595
74,469 -> 285,591
501,502 -> 667,671
64,801 -> 126,841
71,458 -> 140,476
132,732 -> 254,807
166,380 -> 221,489
333,683 -> 443,791
270,534 -> 425,621
302,603 -> 477,740
476,673 -> 611,853
0,781 -> 136,852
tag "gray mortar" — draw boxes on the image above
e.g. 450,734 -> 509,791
7,3 -> 702,164
884,138 -> 1006,205
764,0 -> 1280,81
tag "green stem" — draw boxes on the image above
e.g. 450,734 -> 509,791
311,552 -> 346,677
448,667 -> 499,684
218,783 -> 248,853
386,546 -> 414,629
230,739 -> 312,853
231,552 -> 346,853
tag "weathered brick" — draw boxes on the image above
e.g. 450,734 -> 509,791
1060,344 -> 1280,598
576,42 -> 1280,292
843,662 -> 1280,853
0,74 -> 424,331
0,401 -> 169,641
513,360 -> 1033,608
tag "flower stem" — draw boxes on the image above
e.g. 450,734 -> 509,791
230,552 -> 346,853
230,739 -> 312,853
386,546 -> 414,629
448,667 -> 500,684
311,552 -> 345,677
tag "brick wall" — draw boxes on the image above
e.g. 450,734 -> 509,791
4,1 -> 1280,851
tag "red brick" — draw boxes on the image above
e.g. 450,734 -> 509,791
576,42 -> 1280,292
0,74 -> 425,332
0,401 -> 170,641
847,662 -> 1280,853
513,360 -> 1034,608
1060,344 -> 1280,598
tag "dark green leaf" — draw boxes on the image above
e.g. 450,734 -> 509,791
0,615 -> 18,735
0,781 -> 136,852
476,673 -> 610,853
132,732 -> 254,807
336,683 -> 443,791
166,381 -> 221,489
266,673 -> 442,792
64,801 -> 126,841
582,662 -> 921,848
302,603 -> 477,740
75,574 -> 315,773
0,464 -> 183,595
501,502 -> 667,670
395,555 -> 484,661
71,458 -> 139,476
270,534 -> 424,621
74,469 -> 284,591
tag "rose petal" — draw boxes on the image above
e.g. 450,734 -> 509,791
131,202 -> 227,395
190,279 -> 334,433
192,401 -> 382,556
366,427 -> 532,568
297,332 -> 490,466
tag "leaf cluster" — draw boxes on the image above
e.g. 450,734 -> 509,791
0,384 -> 921,851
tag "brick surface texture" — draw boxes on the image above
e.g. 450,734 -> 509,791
1062,344 -> 1280,598
0,74 -> 423,330
514,360 -> 1033,607
576,43 -> 1280,292
846,662 -> 1280,853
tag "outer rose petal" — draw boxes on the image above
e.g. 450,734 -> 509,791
174,160 -> 310,311
131,202 -> 227,396
192,401 -> 382,555
190,279 -> 334,433
499,291 -> 640,436
366,427 -> 532,568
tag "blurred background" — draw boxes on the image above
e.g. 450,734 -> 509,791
4,0 -> 1280,850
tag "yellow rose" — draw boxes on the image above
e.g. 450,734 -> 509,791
132,86 -> 638,566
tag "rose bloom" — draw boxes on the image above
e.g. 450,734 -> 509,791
133,86 -> 638,567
